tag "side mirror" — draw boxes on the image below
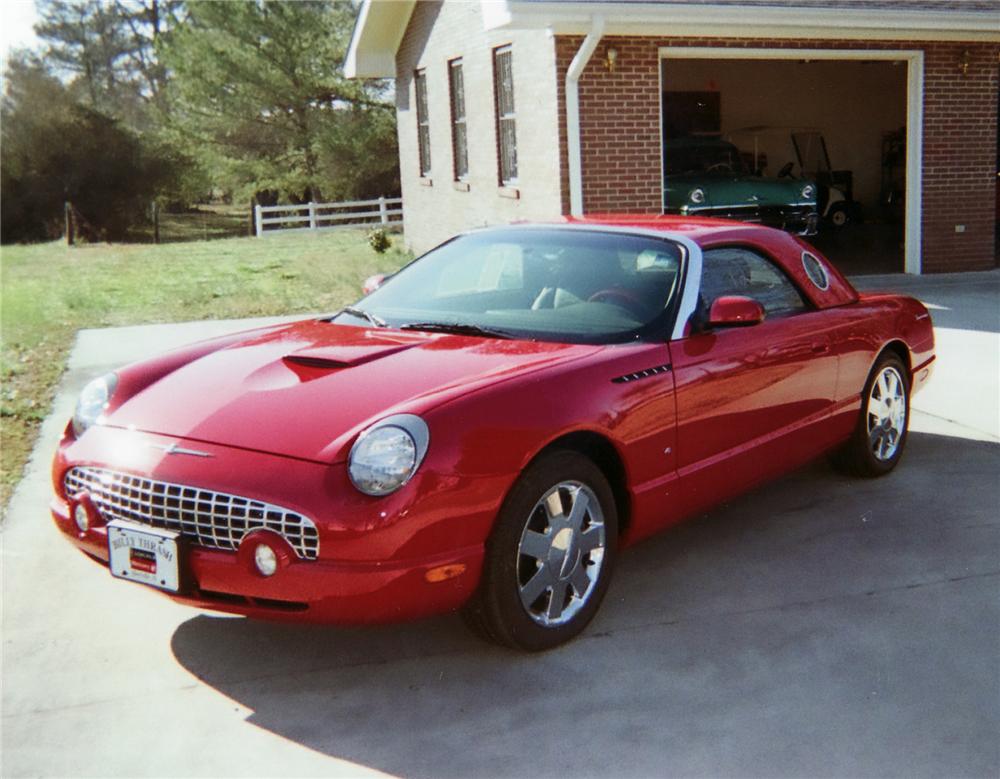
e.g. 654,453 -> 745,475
362,273 -> 387,295
708,295 -> 765,327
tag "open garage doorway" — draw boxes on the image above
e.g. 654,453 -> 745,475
661,48 -> 922,274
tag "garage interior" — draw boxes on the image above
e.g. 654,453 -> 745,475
661,57 -> 908,274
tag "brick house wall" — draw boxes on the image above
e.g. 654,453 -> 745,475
554,36 -> 999,272
395,1 -> 563,254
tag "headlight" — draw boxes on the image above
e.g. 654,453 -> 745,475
801,184 -> 816,199
689,188 -> 706,205
348,414 -> 430,496
72,373 -> 118,437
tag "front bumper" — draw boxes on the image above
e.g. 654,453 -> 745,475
51,496 -> 481,622
51,426 -> 495,624
674,204 -> 819,236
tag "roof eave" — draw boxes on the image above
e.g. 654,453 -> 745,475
345,0 -> 1000,80
487,2 -> 1000,42
344,0 -> 417,79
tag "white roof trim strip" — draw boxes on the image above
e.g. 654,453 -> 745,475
347,0 -> 998,81
489,1 -> 1000,41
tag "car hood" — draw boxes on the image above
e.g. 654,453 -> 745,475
665,174 -> 812,208
106,319 -> 601,463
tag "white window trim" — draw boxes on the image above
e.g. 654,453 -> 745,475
414,69 -> 431,178
494,45 -> 519,187
660,47 -> 924,275
448,58 -> 469,182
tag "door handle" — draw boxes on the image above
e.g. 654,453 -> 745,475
811,343 -> 829,354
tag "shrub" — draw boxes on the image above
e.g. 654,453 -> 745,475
368,228 -> 391,254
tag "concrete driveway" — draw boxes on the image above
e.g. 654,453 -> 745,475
3,273 -> 998,778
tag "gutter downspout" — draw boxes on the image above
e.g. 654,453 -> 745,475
565,16 -> 605,217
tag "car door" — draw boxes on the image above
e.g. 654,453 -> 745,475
668,246 -> 839,514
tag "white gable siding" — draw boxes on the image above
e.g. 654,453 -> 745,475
396,1 -> 564,254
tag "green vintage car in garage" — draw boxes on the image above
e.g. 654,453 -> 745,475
663,137 -> 819,235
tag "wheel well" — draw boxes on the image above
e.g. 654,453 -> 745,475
535,432 -> 631,537
880,340 -> 912,379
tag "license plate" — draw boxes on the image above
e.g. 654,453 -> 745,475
107,520 -> 182,592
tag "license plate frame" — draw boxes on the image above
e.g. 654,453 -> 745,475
107,519 -> 183,593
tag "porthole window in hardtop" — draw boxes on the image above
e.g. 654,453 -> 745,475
701,247 -> 807,317
801,251 -> 830,291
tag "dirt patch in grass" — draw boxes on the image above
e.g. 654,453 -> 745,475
0,229 -> 411,514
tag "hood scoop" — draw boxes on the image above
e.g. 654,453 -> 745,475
283,341 -> 419,369
273,342 -> 421,385
283,354 -> 350,371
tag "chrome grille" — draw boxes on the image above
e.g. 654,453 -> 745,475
64,467 -> 319,560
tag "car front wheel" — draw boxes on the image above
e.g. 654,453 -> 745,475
464,450 -> 618,651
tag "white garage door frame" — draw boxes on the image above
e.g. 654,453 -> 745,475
660,47 -> 924,275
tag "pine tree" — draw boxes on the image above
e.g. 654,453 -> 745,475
159,0 -> 398,203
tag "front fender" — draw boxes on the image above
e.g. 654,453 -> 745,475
418,342 -> 679,541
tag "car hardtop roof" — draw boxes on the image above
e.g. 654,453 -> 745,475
471,218 -> 859,309
557,213 -> 781,245
563,215 -> 857,307
485,214 -> 820,257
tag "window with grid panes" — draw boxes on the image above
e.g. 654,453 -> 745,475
415,69 -> 431,177
449,59 -> 468,181
493,46 -> 517,185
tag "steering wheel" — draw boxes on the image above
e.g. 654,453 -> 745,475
588,288 -> 650,318
706,162 -> 733,173
777,162 -> 795,178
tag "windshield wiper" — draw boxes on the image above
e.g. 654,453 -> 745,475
338,306 -> 387,328
399,321 -> 513,339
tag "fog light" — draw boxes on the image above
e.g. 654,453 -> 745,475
73,503 -> 90,532
254,543 -> 278,577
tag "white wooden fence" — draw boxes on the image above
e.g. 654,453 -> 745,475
254,196 -> 402,237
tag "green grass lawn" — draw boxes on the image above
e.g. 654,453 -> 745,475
0,228 -> 411,513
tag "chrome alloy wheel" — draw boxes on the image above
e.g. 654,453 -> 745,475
516,481 -> 606,627
866,365 -> 907,461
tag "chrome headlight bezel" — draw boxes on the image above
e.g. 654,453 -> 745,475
801,184 -> 816,199
72,373 -> 118,438
689,188 -> 706,205
348,414 -> 430,497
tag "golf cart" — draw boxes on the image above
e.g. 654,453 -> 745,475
727,126 -> 860,229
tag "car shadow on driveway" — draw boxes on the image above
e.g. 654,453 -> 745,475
170,432 -> 999,779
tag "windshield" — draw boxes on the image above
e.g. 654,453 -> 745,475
335,228 -> 685,344
664,142 -> 748,176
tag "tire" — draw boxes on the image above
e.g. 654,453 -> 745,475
463,450 -> 618,651
833,353 -> 910,477
827,203 -> 850,229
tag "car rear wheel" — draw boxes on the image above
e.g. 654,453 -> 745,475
833,353 -> 910,477
463,450 -> 618,651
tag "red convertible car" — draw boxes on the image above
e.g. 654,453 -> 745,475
51,216 -> 934,650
